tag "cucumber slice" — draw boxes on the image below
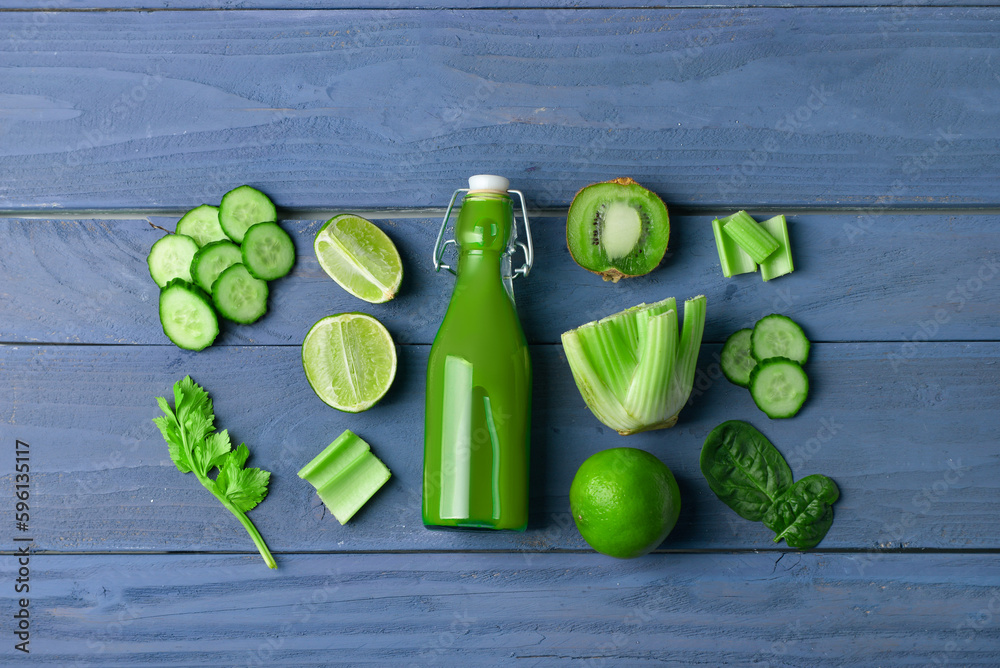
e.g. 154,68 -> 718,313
158,279 -> 219,351
190,240 -> 243,293
759,215 -> 794,282
176,204 -> 227,247
148,234 -> 199,288
751,314 -> 810,364
211,263 -> 268,324
749,357 -> 809,419
720,328 -> 756,388
242,221 -> 295,280
219,185 -> 276,243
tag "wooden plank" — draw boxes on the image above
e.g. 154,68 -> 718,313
2,214 -> 998,347
1,9 -> 999,209
10,0 -> 1000,9
1,552 -> 998,665
1,341 -> 996,552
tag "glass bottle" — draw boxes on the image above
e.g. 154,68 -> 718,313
423,175 -> 534,530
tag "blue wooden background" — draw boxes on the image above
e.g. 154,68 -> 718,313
1,4 -> 999,666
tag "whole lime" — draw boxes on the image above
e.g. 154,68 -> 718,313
569,447 -> 681,559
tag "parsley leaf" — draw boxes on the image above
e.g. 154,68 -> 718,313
215,444 -> 271,513
153,376 -> 276,569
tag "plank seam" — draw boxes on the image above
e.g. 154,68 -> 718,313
2,340 -> 998,347
3,547 -> 999,556
5,206 -> 1000,221
1,5 -> 999,11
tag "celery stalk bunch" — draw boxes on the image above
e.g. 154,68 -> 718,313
561,295 -> 707,435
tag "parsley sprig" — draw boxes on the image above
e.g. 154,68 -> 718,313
153,376 -> 276,569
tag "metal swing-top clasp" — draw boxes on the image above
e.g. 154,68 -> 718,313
432,175 -> 534,279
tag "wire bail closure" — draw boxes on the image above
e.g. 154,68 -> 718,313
432,188 -> 534,278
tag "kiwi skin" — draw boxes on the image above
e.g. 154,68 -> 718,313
566,177 -> 670,283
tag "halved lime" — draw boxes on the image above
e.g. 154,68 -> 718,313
314,214 -> 402,303
302,313 -> 397,412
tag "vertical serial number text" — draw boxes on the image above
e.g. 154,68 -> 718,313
13,439 -> 31,654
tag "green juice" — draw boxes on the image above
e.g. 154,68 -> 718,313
423,178 -> 532,531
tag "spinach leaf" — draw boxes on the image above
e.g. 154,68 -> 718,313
700,420 -> 840,550
763,474 -> 839,549
699,420 -> 793,521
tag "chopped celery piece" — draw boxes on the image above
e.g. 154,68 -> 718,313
722,211 -> 780,264
623,309 -> 677,424
562,328 -> 636,431
641,296 -> 677,319
561,295 -> 707,435
297,430 -> 371,490
575,322 -> 635,401
670,292 -> 708,414
316,452 -> 391,524
711,218 -> 757,277
758,215 -> 794,281
298,430 -> 391,524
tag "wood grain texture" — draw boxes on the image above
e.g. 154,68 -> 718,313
1,9 -> 999,209
2,214 -> 998,347
1,552 -> 998,666
0,6 -> 996,665
8,0 -> 1000,9
1,341 -> 996,552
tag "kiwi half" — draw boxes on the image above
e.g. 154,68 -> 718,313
566,177 -> 670,282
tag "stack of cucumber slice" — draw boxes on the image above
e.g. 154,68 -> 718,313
720,314 -> 811,419
148,185 -> 296,350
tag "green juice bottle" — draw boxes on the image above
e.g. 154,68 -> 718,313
423,175 -> 534,531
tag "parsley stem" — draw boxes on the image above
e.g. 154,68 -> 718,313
197,473 -> 277,569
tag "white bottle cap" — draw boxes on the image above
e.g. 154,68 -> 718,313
468,174 -> 509,193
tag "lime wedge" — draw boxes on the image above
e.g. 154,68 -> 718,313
314,214 -> 403,303
302,313 -> 397,412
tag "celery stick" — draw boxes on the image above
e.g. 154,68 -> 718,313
711,218 -> 757,277
316,452 -> 392,524
722,211 -> 780,264
670,295 -> 708,416
617,297 -> 676,354
561,327 -> 638,433
583,322 -> 636,400
758,215 -> 794,281
623,309 -> 678,425
577,297 -> 677,404
598,302 -> 643,353
561,294 -> 706,435
641,296 -> 677,319
297,430 -> 370,490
